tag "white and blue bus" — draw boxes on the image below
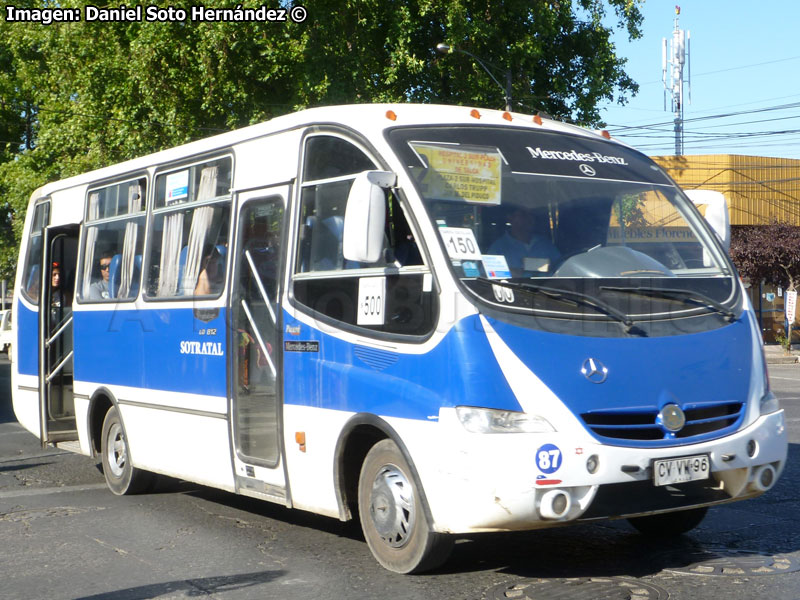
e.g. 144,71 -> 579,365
12,104 -> 787,573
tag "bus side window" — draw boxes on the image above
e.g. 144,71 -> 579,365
79,180 -> 146,302
145,159 -> 232,299
21,201 -> 50,304
293,135 -> 436,337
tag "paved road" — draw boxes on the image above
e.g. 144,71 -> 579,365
1,358 -> 799,599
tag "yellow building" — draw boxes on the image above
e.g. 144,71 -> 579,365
653,154 -> 800,226
653,154 -> 800,342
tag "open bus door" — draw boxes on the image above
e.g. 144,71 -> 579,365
229,187 -> 289,501
39,224 -> 79,446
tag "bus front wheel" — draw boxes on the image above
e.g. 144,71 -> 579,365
357,439 -> 453,573
100,407 -> 153,495
628,506 -> 708,537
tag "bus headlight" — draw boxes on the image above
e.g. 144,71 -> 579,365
456,407 -> 555,434
760,391 -> 780,415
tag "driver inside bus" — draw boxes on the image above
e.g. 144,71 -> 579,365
488,207 -> 560,275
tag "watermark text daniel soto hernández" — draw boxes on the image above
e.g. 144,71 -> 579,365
4,4 -> 308,24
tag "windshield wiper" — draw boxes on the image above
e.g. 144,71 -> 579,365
599,285 -> 737,322
476,278 -> 642,335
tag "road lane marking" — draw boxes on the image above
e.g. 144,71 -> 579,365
0,483 -> 107,499
0,450 -> 70,464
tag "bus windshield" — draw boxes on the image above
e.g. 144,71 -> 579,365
387,126 -> 738,329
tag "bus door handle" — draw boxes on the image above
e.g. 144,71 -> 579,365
245,250 -> 277,326
46,350 -> 74,384
240,299 -> 277,378
45,314 -> 73,349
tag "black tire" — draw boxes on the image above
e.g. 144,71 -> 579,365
100,406 -> 154,495
628,507 -> 708,537
358,439 -> 453,573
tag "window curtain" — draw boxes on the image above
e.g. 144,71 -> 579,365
157,212 -> 184,297
117,184 -> 142,299
81,193 -> 100,299
179,167 -> 217,294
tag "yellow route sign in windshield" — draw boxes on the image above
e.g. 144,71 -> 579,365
411,143 -> 502,205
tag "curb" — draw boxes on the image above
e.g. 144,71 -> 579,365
765,354 -> 799,365
763,344 -> 799,365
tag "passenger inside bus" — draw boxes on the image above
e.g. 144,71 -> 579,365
50,262 -> 64,315
194,243 -> 226,296
89,252 -> 113,300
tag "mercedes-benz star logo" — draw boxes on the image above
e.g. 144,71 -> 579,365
579,164 -> 597,177
658,403 -> 686,432
581,358 -> 608,383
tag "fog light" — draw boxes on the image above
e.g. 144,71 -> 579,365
760,465 -> 775,489
539,489 -> 572,519
747,439 -> 758,458
586,455 -> 599,474
551,493 -> 568,515
748,464 -> 777,493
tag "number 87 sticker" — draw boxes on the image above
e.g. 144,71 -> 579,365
536,443 -> 562,474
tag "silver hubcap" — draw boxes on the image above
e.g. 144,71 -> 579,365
107,422 -> 127,478
369,464 -> 415,548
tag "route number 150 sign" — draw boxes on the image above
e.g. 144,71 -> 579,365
439,227 -> 482,261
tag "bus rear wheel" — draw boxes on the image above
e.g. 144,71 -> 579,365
100,406 -> 153,495
628,507 -> 708,537
357,439 -> 453,573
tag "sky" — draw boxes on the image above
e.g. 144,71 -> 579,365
598,0 -> 800,159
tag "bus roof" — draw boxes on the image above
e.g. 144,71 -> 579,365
30,103 -> 619,200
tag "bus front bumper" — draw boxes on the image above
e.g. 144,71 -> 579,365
418,409 -> 787,534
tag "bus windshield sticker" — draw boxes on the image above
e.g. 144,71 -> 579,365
481,255 -> 511,279
357,276 -> 386,326
439,227 -> 481,261
409,142 -> 502,205
166,169 -> 189,204
462,261 -> 480,278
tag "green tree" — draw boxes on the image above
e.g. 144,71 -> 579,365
0,0 -> 644,282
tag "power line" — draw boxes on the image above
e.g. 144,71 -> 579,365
607,101 -> 800,133
622,114 -> 800,138
632,55 -> 800,87
692,55 -> 800,78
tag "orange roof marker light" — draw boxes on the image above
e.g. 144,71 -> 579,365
470,109 -> 481,119
533,114 -> 543,126
502,111 -> 513,121
385,110 -> 397,121
600,130 -> 611,140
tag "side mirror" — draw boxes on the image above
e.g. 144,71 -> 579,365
343,171 -> 396,263
686,189 -> 730,252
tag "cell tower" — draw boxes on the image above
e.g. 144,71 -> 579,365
662,5 -> 691,155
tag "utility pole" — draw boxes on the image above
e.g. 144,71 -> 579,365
662,6 -> 691,155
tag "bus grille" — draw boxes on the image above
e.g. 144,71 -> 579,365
580,401 -> 745,443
